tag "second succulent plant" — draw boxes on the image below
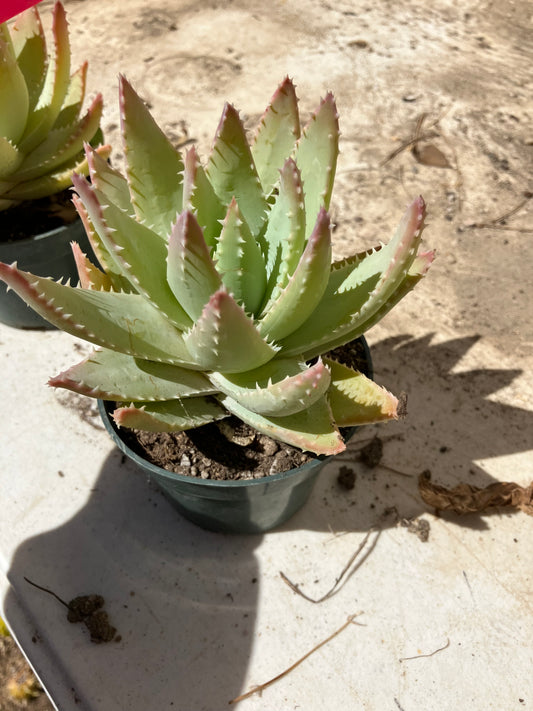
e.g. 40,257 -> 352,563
0,1 -> 109,211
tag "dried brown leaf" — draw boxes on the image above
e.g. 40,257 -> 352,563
418,470 -> 533,515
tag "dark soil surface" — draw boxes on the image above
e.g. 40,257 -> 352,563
124,417 -> 315,480
119,339 -> 369,480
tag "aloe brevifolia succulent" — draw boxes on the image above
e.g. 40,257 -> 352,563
0,76 -> 434,456
0,1 -> 109,210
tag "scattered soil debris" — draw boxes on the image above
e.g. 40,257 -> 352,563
24,578 -> 118,644
400,516 -> 431,542
383,508 -> 430,541
228,613 -> 364,704
359,437 -> 383,468
346,435 -> 413,479
418,471 -> 533,516
337,466 -> 356,490
397,392 -> 409,418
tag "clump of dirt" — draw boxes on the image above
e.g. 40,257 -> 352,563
337,466 -> 356,490
24,579 -> 118,645
66,595 -> 117,644
400,517 -> 431,542
359,437 -> 384,468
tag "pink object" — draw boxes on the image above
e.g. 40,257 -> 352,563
0,0 -> 42,24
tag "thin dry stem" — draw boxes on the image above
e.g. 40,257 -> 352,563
399,637 -> 450,661
280,529 -> 380,603
228,613 -> 364,704
24,577 -> 69,608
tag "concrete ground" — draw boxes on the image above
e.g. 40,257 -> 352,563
1,0 -> 532,709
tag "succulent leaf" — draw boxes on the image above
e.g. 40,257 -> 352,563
2,142 -> 110,201
167,210 -> 222,321
113,398 -> 227,432
11,92 -> 103,182
325,357 -> 399,426
258,207 -> 332,341
206,103 -> 267,236
85,143 -> 133,214
18,1 -> 71,154
0,262 -> 195,366
259,157 -> 306,295
209,357 -> 330,417
213,198 -> 267,315
71,242 -> 116,292
49,348 -> 216,401
10,6 -> 47,113
120,75 -> 183,238
73,174 -> 192,329
0,33 -> 29,144
0,137 -> 23,180
303,249 -> 436,358
280,197 -> 427,358
292,92 -> 339,234
221,394 -> 344,456
185,289 -> 278,373
71,192 -> 132,292
251,76 -> 300,194
54,61 -> 87,129
182,146 -> 225,249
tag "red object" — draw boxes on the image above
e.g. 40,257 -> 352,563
0,0 -> 43,24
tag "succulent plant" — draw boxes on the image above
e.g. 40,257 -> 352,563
0,76 -> 434,455
0,1 -> 109,211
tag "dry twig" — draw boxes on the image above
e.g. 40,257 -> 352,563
465,193 -> 533,233
381,109 -> 451,167
228,614 -> 364,704
280,529 -> 380,603
400,637 -> 450,661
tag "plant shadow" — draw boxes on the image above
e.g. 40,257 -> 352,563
4,449 -> 260,710
282,333 -> 531,534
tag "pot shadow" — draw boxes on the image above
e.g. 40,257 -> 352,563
4,447 -> 260,711
282,333 -> 532,534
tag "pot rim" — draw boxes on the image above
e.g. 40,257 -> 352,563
0,216 -> 84,248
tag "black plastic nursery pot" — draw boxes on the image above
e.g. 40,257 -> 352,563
0,218 -> 91,329
98,337 -> 373,535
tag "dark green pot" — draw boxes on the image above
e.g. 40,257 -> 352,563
0,218 -> 90,329
97,337 -> 372,535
